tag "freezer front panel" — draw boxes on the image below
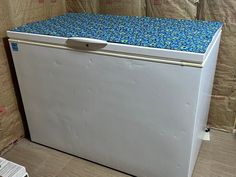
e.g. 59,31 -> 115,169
9,41 -> 202,177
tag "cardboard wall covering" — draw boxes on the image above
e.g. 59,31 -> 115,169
66,0 -> 146,16
66,0 -> 99,13
146,0 -> 198,19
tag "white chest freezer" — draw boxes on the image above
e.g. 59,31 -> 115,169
7,13 -> 222,177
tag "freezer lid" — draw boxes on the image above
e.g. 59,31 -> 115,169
7,13 -> 222,64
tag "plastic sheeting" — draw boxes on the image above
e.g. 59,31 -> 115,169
199,0 -> 236,132
0,0 -> 66,152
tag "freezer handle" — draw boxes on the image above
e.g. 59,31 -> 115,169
66,37 -> 108,50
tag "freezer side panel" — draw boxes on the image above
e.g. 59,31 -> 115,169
189,31 -> 222,176
9,42 -> 201,177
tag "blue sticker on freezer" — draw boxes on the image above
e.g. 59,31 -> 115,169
11,43 -> 19,51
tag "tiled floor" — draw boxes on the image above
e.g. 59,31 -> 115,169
3,130 -> 236,177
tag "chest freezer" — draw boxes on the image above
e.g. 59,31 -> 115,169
7,13 -> 222,177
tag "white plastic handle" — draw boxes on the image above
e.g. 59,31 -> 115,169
66,37 -> 108,50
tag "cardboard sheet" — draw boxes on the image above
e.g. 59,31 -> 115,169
66,0 -> 99,13
99,0 -> 146,16
208,96 -> 236,132
146,0 -> 198,19
66,0 -> 146,16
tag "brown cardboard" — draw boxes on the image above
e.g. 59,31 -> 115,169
66,0 -> 99,13
146,0 -> 198,19
7,0 -> 65,28
0,105 -> 24,151
66,0 -> 146,16
0,1 -> 12,41
0,0 -> 66,152
99,0 -> 146,16
208,96 -> 236,132
212,28 -> 236,97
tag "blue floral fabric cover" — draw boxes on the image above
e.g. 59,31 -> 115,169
12,13 -> 223,53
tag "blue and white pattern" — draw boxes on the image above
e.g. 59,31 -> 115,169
11,13 -> 223,53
